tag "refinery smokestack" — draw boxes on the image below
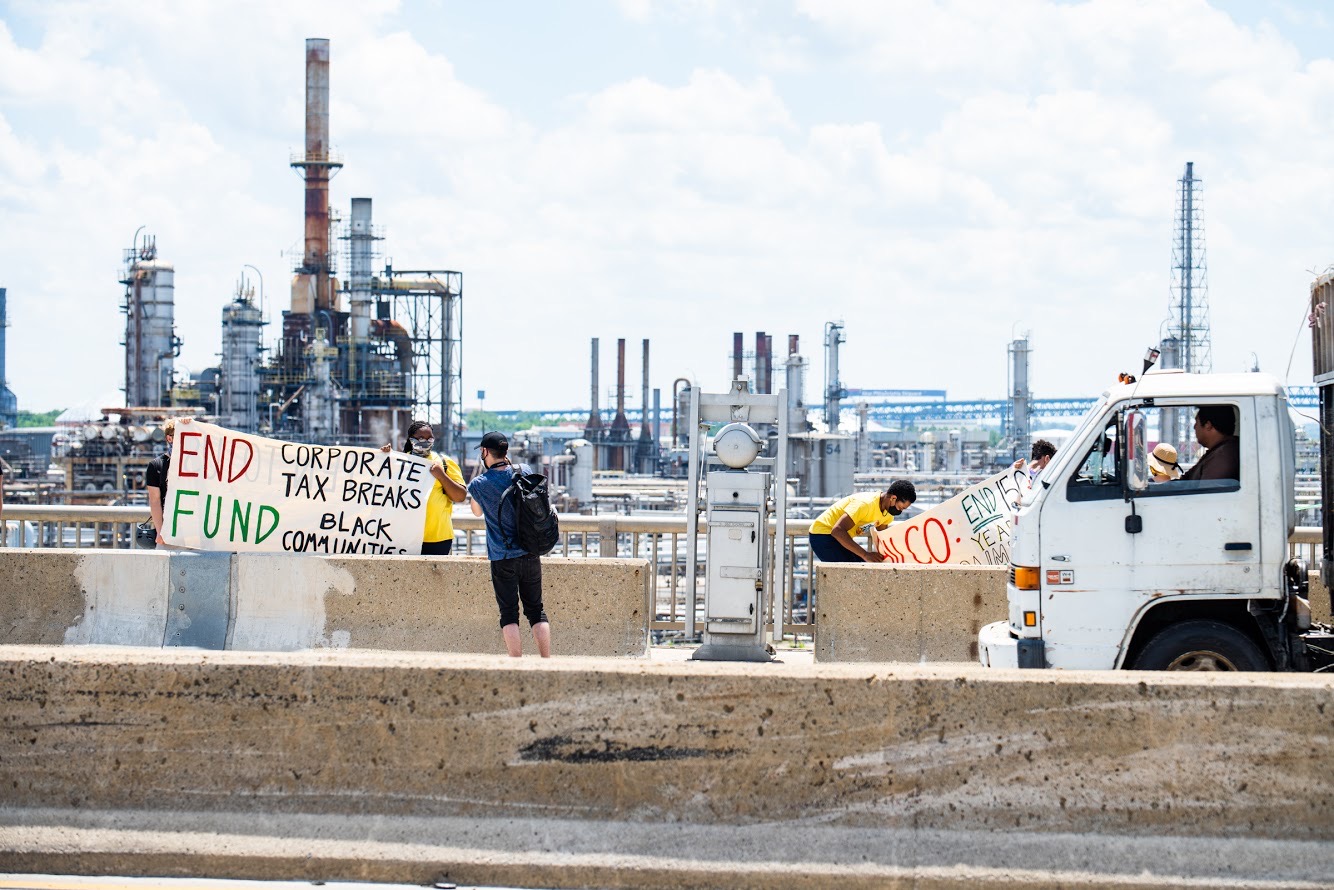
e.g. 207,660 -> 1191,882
585,337 -> 603,437
755,331 -> 768,394
636,339 -> 655,472
640,339 -> 650,437
291,38 -> 342,318
611,338 -> 630,436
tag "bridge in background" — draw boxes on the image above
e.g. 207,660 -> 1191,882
504,387 -> 1321,427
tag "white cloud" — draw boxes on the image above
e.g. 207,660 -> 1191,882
1,0 -> 1333,417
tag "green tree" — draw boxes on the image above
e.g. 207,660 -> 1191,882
16,410 -> 62,428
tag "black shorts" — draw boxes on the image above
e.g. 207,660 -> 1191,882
489,554 -> 547,628
421,539 -> 453,556
808,533 -> 864,563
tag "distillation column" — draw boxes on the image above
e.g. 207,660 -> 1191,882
121,235 -> 177,408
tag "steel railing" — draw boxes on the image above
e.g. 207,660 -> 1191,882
2,504 -> 1324,640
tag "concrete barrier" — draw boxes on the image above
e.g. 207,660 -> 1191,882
1311,571 -> 1332,625
814,565 -> 1334,665
1,646 -> 1332,888
815,564 -> 1005,663
0,549 -> 650,657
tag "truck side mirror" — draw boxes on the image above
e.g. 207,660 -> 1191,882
1123,410 -> 1149,492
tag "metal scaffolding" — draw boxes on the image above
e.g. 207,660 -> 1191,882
1169,161 -> 1212,374
374,267 -> 463,455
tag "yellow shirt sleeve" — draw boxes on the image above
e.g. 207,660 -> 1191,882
444,456 -> 464,492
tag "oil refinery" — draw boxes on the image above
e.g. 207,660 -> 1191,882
0,39 -> 1319,518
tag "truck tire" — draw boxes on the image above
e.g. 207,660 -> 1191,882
1129,619 -> 1269,672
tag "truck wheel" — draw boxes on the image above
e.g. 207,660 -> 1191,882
1129,620 -> 1269,672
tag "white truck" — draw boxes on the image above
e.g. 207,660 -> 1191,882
979,369 -> 1334,672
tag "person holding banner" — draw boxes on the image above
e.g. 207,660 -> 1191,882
145,418 -> 178,548
808,480 -> 916,563
383,421 -> 467,554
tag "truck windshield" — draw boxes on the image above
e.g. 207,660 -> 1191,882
1036,394 -> 1109,490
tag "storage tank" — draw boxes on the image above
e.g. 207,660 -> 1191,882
220,285 -> 265,432
121,235 -> 177,407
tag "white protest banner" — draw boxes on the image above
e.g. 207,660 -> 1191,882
164,421 -> 435,555
872,467 -> 1031,566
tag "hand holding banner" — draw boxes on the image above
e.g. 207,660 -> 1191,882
872,467 -> 1031,566
164,421 -> 436,554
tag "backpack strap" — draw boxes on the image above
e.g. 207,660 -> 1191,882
498,465 -> 524,551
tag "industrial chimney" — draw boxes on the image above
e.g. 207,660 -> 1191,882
290,38 -> 342,322
585,337 -> 603,439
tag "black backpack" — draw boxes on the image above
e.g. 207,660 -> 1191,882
503,467 -> 560,556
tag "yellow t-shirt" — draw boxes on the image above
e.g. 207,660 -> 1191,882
809,492 -> 894,535
423,453 -> 465,544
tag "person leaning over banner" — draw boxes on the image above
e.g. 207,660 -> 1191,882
1012,438 -> 1057,480
808,480 -> 916,563
381,421 -> 467,554
468,431 -> 552,658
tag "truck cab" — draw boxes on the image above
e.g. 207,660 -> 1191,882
979,371 -> 1333,672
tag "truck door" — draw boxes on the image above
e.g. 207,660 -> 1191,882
1037,401 -> 1260,669
1120,401 -> 1261,596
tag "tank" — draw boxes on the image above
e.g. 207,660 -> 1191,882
220,290 -> 265,432
122,240 -> 177,407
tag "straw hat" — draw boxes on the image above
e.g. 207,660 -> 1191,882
1148,442 -> 1180,480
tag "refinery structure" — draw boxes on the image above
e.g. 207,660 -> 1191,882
123,39 -> 462,452
0,39 -> 1318,512
6,39 -> 463,503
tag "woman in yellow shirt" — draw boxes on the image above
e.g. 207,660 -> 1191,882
386,421 -> 467,554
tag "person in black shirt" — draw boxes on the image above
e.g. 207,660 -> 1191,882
144,418 -> 176,547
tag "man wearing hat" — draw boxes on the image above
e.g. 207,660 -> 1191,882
468,431 -> 552,658
1148,443 -> 1181,482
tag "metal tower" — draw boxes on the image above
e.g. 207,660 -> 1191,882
823,321 -> 845,431
1168,161 -> 1212,374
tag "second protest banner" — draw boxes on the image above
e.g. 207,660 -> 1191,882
872,466 -> 1030,566
164,421 -> 436,554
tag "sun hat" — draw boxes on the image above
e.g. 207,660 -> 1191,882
1148,442 -> 1180,480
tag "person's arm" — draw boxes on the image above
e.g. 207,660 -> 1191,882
436,458 -> 467,503
831,514 -> 883,563
149,486 -> 165,544
467,479 -> 484,517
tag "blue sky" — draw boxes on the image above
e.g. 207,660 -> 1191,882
3,0 -> 1334,415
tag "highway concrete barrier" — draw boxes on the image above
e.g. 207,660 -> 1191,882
0,549 -> 649,657
814,565 -> 1334,665
815,563 -> 1005,662
1,647 -> 1332,888
1311,571 -> 1332,625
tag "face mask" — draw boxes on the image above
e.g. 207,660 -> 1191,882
165,444 -> 173,456
887,504 -> 902,517
410,438 -> 433,456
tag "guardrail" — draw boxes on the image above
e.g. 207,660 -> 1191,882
2,505 -> 1323,640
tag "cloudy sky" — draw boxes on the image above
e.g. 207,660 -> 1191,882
3,0 -> 1333,416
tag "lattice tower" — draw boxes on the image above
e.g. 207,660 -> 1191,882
1168,161 -> 1212,374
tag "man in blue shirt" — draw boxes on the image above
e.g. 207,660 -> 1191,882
468,431 -> 552,657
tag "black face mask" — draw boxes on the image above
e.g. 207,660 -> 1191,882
887,504 -> 902,517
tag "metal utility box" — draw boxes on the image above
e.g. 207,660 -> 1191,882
705,469 -> 769,633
